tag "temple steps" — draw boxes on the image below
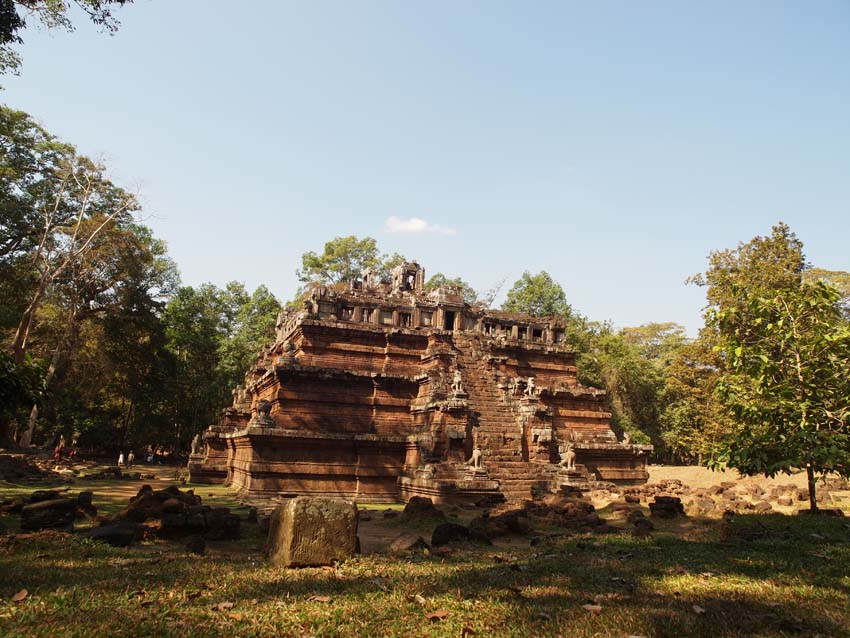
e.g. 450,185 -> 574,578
452,333 -> 550,502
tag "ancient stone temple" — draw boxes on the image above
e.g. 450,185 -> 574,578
188,262 -> 651,503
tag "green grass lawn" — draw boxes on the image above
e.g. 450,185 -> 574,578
1,473 -> 849,638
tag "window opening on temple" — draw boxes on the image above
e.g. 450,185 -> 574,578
420,311 -> 433,327
341,306 -> 354,320
399,312 -> 411,327
518,326 -> 527,340
532,328 -> 543,342
443,311 -> 456,330
380,310 -> 393,325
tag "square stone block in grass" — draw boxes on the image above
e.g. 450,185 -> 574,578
267,497 -> 358,567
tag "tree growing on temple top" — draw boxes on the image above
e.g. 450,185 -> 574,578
424,273 -> 478,304
502,270 -> 572,317
694,223 -> 850,511
297,236 -> 382,285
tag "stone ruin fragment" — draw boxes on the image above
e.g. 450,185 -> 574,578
189,262 -> 651,503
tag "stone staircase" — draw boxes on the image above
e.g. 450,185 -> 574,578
453,333 -> 549,502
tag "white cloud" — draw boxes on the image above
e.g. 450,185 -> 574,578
384,216 -> 456,236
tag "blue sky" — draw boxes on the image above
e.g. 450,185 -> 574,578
5,1 -> 849,334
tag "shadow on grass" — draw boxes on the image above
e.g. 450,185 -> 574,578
1,509 -> 848,637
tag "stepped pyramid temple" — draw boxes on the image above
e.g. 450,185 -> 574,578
189,262 -> 651,503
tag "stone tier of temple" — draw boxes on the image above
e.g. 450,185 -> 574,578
188,262 -> 651,503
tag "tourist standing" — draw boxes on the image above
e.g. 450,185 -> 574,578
127,450 -> 135,467
117,451 -> 125,467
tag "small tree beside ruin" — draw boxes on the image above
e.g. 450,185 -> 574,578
699,224 -> 850,511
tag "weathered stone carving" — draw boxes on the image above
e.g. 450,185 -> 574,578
451,369 -> 464,394
467,448 -> 483,469
559,443 -> 577,471
190,434 -> 203,456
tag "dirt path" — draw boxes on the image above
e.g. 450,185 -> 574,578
647,464 -> 812,489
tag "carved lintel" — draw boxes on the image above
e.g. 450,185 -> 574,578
439,396 -> 469,413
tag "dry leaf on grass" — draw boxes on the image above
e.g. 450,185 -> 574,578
11,589 -> 28,602
308,595 -> 331,603
461,626 -> 475,637
227,612 -> 245,621
692,604 -> 706,615
582,604 -> 602,614
426,610 -> 450,622
413,594 -> 427,606
212,601 -> 235,611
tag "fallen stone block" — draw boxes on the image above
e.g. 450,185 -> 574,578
21,498 -> 76,531
267,497 -> 357,567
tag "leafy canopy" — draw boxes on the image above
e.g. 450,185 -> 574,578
502,270 -> 571,317
297,236 -> 382,285
424,273 -> 478,304
711,282 -> 850,480
696,223 -> 850,508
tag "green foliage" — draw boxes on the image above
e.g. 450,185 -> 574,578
688,222 -> 807,313
658,335 -> 729,463
1,1 -> 132,75
424,272 -> 478,304
502,270 -> 572,317
620,322 -> 688,367
297,236 -> 382,285
695,222 -> 850,506
162,281 -> 280,445
0,351 -> 43,445
710,282 -> 850,483
577,327 -> 662,446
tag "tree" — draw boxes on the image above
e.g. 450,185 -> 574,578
502,271 -> 572,317
620,322 -> 688,366
658,337 -> 730,464
16,222 -> 176,447
424,273 -> 478,304
1,0 -> 133,75
578,328 -> 663,446
689,222 -> 807,315
711,281 -> 850,511
1,107 -> 141,365
0,351 -> 42,446
297,236 -> 382,285
805,268 -> 850,314
217,283 -> 280,388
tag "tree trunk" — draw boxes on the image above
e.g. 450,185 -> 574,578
807,465 -> 818,512
17,308 -> 80,447
10,275 -> 49,365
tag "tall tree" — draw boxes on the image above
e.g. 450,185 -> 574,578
5,136 -> 139,365
502,270 -> 572,317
